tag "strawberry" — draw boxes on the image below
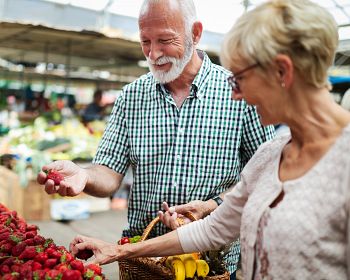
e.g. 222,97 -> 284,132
18,246 -> 37,260
2,272 -> 19,280
56,263 -> 69,272
70,260 -> 84,273
25,231 -> 37,240
0,264 -> 11,274
34,235 -> 46,246
31,261 -> 42,271
46,247 -> 62,259
24,238 -> 35,246
34,252 -> 48,264
33,270 -> 46,280
85,264 -> 102,275
45,269 -> 62,280
26,224 -> 38,231
75,249 -> 93,260
11,242 -> 26,257
43,258 -> 57,268
62,270 -> 82,280
45,170 -> 64,185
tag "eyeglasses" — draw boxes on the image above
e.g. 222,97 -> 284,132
227,63 -> 259,93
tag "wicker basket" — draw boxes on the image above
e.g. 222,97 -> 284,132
118,214 -> 230,280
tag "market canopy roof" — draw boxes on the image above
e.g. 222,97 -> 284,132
0,0 -> 350,86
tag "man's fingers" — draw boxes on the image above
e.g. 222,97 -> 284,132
37,171 -> 47,184
162,202 -> 170,211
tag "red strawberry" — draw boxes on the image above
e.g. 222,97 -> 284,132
33,270 -> 46,280
18,246 -> 37,260
85,264 -> 102,275
56,263 -> 69,272
76,249 -> 93,260
31,261 -> 42,271
2,273 -> 19,280
62,270 -> 82,280
25,231 -> 37,239
0,264 -> 11,274
46,247 -> 62,259
34,235 -> 46,246
11,242 -> 26,257
24,238 -> 35,246
45,170 -> 64,185
45,269 -> 62,280
43,258 -> 57,268
70,260 -> 84,273
34,252 -> 48,264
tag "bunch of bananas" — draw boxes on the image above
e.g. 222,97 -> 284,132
165,253 -> 210,280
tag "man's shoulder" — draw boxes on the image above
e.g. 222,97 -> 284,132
123,72 -> 154,92
210,62 -> 231,77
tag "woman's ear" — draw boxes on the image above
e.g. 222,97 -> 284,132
274,54 -> 293,88
192,21 -> 203,45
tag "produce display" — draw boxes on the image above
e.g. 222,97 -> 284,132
0,204 -> 104,280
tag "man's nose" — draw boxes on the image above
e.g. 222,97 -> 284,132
148,43 -> 163,61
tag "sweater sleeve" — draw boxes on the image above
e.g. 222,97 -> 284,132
177,179 -> 249,253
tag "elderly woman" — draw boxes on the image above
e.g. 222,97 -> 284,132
70,0 -> 350,278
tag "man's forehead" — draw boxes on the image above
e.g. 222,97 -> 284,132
139,14 -> 184,32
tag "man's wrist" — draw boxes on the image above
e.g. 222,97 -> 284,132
212,196 -> 223,206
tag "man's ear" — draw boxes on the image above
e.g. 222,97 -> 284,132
192,21 -> 203,45
274,54 -> 293,88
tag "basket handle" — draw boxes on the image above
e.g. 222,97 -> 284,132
141,212 -> 197,241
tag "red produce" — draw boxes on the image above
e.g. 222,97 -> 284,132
62,269 -> 83,280
70,260 -> 84,273
45,170 -> 64,185
76,249 -> 94,260
18,246 -> 37,260
85,264 -> 102,275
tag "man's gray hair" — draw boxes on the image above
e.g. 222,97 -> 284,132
139,0 -> 197,34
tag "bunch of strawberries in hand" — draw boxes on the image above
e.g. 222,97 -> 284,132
0,203 -> 104,280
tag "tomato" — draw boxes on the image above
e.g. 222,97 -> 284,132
119,237 -> 130,245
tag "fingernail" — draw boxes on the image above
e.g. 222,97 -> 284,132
169,206 -> 175,213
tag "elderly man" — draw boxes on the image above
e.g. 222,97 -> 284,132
37,0 -> 275,277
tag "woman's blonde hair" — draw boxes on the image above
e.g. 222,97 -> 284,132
220,0 -> 338,89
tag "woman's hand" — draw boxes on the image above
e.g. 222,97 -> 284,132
70,235 -> 119,265
158,200 -> 216,230
37,160 -> 88,197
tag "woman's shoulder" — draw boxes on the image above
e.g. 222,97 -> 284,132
241,133 -> 290,180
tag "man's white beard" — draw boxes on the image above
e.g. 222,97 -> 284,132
147,39 -> 193,84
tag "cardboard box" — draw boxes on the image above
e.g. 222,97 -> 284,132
22,180 -> 51,221
0,166 -> 24,216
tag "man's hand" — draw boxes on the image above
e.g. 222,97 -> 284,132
158,200 -> 217,230
37,160 -> 88,197
70,235 -> 118,265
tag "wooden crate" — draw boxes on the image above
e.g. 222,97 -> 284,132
0,166 -> 24,216
22,180 -> 51,221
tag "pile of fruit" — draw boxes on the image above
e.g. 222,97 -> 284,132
164,253 -> 210,280
0,203 -> 104,280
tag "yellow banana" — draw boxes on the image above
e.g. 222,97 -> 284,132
196,259 -> 210,278
165,256 -> 174,269
171,258 -> 186,280
182,254 -> 197,278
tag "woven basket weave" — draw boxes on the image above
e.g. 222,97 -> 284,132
118,213 -> 230,280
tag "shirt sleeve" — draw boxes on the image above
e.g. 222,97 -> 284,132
177,178 -> 249,253
92,93 -> 129,175
240,105 -> 275,167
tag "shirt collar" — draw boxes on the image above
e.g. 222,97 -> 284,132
152,50 -> 213,99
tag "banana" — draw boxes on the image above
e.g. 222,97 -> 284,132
165,256 -> 175,269
171,258 -> 186,280
182,254 -> 197,278
196,259 -> 210,278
